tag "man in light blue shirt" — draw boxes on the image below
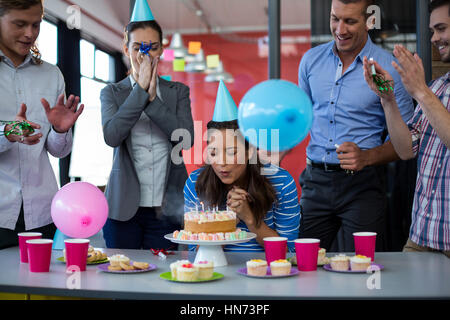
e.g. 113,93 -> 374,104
297,0 -> 414,251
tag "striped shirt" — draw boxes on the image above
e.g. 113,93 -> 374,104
408,72 -> 450,251
183,165 -> 301,252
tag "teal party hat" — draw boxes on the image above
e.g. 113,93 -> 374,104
130,0 -> 155,22
212,80 -> 238,122
52,229 -> 70,250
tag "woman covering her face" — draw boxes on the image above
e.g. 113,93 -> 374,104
184,119 -> 300,252
100,15 -> 194,249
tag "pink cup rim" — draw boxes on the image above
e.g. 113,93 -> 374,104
294,238 -> 320,244
263,237 -> 288,242
353,232 -> 377,236
64,239 -> 90,244
26,239 -> 53,245
18,232 -> 42,237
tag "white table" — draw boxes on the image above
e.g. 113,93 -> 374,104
0,247 -> 449,300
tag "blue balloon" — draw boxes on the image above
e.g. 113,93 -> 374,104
238,79 -> 313,151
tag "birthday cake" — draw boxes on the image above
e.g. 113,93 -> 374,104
183,210 -> 237,233
172,208 -> 248,241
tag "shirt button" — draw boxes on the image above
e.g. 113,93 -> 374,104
329,139 -> 333,142
331,102 -> 334,104
335,82 -> 339,85
330,121 -> 334,124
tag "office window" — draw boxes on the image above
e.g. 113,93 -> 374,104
69,39 -> 115,187
36,20 -> 60,186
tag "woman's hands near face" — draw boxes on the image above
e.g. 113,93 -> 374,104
227,187 -> 254,227
147,57 -> 159,102
136,52 -> 152,91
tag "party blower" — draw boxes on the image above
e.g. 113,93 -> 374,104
51,182 -> 108,249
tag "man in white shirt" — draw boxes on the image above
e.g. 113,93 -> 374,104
0,0 -> 83,249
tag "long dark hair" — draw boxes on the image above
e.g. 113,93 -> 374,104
195,120 -> 277,228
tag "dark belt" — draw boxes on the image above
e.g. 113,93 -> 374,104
306,158 -> 354,175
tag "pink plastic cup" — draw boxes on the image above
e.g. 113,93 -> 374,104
18,232 -> 42,263
64,239 -> 90,272
353,232 -> 377,261
26,239 -> 53,272
264,237 -> 287,264
294,238 -> 320,271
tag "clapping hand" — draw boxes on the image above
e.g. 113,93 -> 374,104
41,93 -> 84,133
391,45 -> 428,99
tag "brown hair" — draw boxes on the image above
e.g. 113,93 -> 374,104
0,0 -> 42,16
430,0 -> 450,15
0,0 -> 44,64
335,0 -> 376,18
124,20 -> 163,47
195,120 -> 277,228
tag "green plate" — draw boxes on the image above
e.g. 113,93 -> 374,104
159,271 -> 224,283
57,256 -> 109,265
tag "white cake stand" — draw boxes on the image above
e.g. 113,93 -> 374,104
164,233 -> 256,267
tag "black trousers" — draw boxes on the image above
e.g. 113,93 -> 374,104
299,165 -> 387,252
0,206 -> 56,250
103,207 -> 180,250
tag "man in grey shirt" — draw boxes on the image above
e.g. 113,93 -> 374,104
0,0 -> 83,249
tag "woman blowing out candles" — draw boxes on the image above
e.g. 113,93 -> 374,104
183,82 -> 300,252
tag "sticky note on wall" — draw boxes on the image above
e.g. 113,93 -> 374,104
160,75 -> 172,81
188,41 -> 202,54
206,54 -> 220,69
173,59 -> 185,72
163,49 -> 175,61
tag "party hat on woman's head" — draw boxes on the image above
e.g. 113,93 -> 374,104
130,0 -> 155,22
212,80 -> 238,122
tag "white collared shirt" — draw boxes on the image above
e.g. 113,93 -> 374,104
129,75 -> 169,207
0,51 -> 72,230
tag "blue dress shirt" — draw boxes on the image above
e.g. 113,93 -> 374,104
298,36 -> 414,164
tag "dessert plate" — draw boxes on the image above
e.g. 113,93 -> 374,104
159,271 -> 224,282
97,262 -> 157,274
165,233 -> 256,267
323,263 -> 384,273
57,256 -> 109,265
237,267 -> 299,278
165,232 -> 256,245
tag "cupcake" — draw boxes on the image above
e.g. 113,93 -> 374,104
109,254 -> 130,267
269,259 -> 292,276
330,254 -> 350,271
194,261 -> 214,280
350,255 -> 371,271
170,260 -> 190,279
176,263 -> 199,281
246,259 -> 268,276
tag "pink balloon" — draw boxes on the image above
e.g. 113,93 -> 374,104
51,182 -> 108,238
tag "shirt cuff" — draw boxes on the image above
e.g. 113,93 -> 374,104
0,124 -> 15,152
48,126 -> 72,148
